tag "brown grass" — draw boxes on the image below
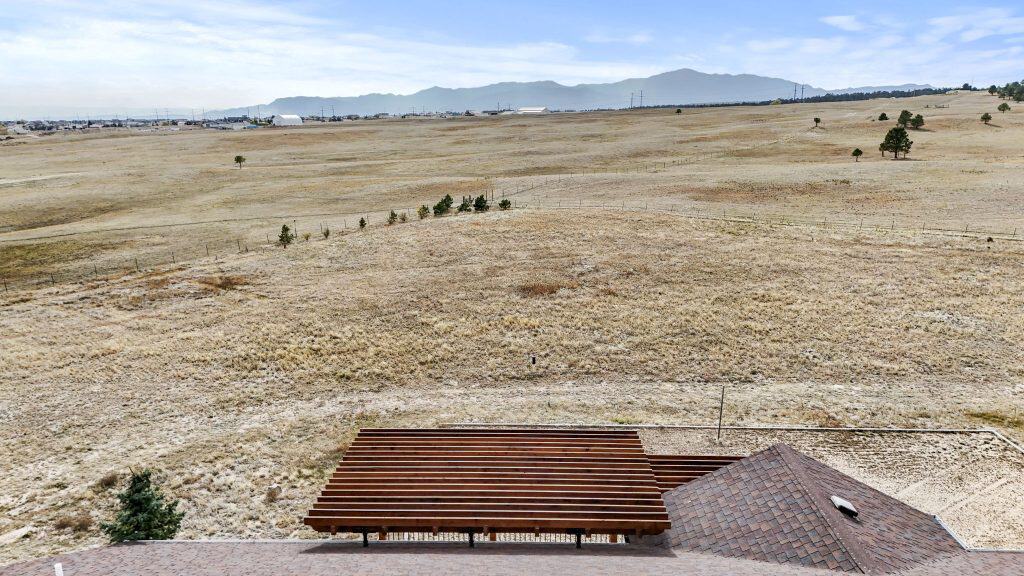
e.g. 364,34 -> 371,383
53,514 -> 93,533
3,92 -> 1024,564
196,275 -> 249,292
517,279 -> 579,296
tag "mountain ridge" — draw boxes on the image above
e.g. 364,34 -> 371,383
212,68 -> 932,117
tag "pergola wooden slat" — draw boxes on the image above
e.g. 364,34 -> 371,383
303,428 -> 672,546
647,454 -> 744,492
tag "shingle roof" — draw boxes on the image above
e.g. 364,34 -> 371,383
653,444 -> 966,574
3,541 -> 1019,576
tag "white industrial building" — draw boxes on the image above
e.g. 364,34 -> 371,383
517,107 -> 549,114
272,114 -> 303,126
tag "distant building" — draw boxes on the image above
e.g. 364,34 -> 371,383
272,114 -> 303,126
518,107 -> 549,114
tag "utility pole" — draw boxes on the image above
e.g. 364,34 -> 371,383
793,83 -> 798,100
800,85 -> 805,100
639,90 -> 644,108
630,92 -> 634,108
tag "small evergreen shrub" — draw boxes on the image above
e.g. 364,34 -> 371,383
387,210 -> 398,225
499,198 -> 512,210
433,194 -> 454,216
418,205 -> 430,219
278,224 -> 294,248
473,194 -> 489,212
101,469 -> 183,543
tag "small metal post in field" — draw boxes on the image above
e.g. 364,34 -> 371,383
171,252 -> 175,263
717,386 -> 726,441
50,273 -> 56,285
94,263 -> 98,277
134,257 -> 139,272
3,278 -> 7,293
237,239 -> 242,252
206,243 -> 210,257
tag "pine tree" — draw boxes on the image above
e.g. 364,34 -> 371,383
981,113 -> 992,124
359,217 -> 367,229
101,469 -> 183,543
473,194 -> 489,212
910,114 -> 924,130
387,210 -> 398,225
880,127 -> 913,159
897,110 -> 913,127
499,198 -> 512,210
278,224 -> 294,247
417,205 -> 430,219
878,112 -> 889,121
852,148 -> 863,162
433,194 -> 454,216
998,103 -> 1011,113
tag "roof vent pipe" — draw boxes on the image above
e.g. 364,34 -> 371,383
831,495 -> 858,518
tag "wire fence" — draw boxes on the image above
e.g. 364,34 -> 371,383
3,136 -> 1021,295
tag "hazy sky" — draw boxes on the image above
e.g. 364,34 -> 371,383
3,0 -> 1024,117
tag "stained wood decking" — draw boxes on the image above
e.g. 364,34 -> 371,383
303,428 -> 672,537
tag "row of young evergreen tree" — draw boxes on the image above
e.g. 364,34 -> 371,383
273,193 -> 514,247
427,193 -> 511,217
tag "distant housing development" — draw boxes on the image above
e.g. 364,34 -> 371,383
517,106 -> 549,114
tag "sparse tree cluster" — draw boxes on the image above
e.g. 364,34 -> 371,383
991,80 -> 1024,102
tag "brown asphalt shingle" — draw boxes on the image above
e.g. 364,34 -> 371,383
653,444 -> 967,574
2,541 -> 1020,576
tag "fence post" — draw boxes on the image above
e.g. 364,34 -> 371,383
135,257 -> 140,272
3,278 -> 7,293
206,243 -> 210,257
717,386 -> 726,441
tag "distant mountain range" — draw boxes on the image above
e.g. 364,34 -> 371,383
211,68 -> 932,118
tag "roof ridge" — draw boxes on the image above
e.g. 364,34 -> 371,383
774,444 -> 871,574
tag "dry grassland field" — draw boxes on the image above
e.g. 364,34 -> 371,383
2,91 -> 1024,564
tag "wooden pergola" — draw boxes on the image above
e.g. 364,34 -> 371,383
304,428 -> 674,547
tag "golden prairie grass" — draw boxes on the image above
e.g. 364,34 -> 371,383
3,92 -> 1024,563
